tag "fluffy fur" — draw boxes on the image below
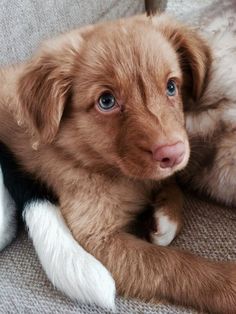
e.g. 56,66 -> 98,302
181,12 -> 236,207
23,201 -> 116,309
0,13 -> 235,313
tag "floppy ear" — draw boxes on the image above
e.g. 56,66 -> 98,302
154,15 -> 211,102
17,32 -> 83,144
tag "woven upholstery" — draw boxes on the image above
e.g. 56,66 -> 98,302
0,0 -> 144,65
0,1 -> 235,313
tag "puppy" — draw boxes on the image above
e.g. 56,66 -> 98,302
0,14 -> 235,313
0,142 -> 115,309
181,12 -> 236,207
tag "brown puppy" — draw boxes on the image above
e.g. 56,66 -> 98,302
0,14 -> 235,313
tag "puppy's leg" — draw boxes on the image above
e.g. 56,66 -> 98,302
76,232 -> 236,313
64,201 -> 236,313
150,180 -> 183,246
0,166 -> 17,251
23,201 -> 115,309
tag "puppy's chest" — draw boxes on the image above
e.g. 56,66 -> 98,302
59,173 -> 156,229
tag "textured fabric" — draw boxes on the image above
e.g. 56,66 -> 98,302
165,0 -> 236,26
0,0 -> 144,65
0,1 -> 236,313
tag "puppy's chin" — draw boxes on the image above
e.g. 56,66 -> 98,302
117,163 -> 183,181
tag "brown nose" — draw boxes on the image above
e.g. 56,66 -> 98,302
152,141 -> 185,168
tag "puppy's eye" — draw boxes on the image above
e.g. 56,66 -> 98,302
98,93 -> 116,111
166,80 -> 177,97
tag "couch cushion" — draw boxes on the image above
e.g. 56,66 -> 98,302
0,0 -> 144,65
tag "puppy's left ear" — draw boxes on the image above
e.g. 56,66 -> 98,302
154,15 -> 211,102
17,32 -> 83,144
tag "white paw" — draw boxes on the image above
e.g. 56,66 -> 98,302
23,201 -> 116,310
150,211 -> 178,246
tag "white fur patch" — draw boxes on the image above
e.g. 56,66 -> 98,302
23,201 -> 116,309
185,109 -> 222,138
0,166 -> 17,251
151,211 -> 178,246
222,106 -> 236,126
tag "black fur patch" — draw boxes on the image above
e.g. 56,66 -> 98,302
0,142 -> 58,214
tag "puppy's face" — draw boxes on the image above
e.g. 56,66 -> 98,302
18,15 -> 211,181
68,24 -> 188,180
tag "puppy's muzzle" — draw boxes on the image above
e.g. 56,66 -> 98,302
152,141 -> 185,168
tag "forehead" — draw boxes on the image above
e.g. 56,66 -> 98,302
77,20 -> 181,91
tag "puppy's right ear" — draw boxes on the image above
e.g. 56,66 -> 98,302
17,31 -> 85,144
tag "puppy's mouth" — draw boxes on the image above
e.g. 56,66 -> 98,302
116,140 -> 190,181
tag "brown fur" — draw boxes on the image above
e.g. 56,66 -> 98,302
0,14 -> 236,313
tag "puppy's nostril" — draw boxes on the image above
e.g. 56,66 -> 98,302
162,158 -> 170,163
160,157 -> 175,169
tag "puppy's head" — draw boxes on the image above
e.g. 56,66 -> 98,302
18,15 -> 211,180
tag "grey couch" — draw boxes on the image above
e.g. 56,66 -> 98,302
0,1 -> 235,313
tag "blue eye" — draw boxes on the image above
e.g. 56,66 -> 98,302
166,80 -> 177,97
98,93 -> 116,111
